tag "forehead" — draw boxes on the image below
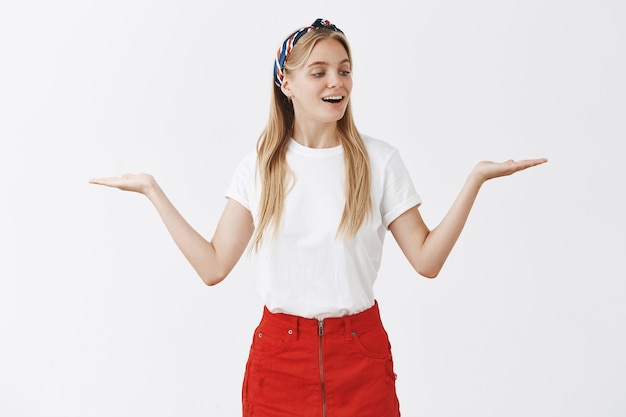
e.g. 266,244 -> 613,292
306,38 -> 350,65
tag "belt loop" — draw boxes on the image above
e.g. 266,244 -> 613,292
344,317 -> 353,340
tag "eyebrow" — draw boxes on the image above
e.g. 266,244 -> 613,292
306,58 -> 351,68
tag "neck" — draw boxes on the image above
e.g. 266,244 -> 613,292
292,121 -> 340,148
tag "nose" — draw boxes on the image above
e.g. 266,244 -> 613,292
327,71 -> 342,88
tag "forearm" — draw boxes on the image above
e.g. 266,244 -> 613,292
418,173 -> 483,276
143,181 -> 220,284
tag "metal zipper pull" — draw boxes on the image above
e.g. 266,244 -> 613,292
318,319 -> 324,336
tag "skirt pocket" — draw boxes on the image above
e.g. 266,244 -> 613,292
249,324 -> 292,357
350,324 -> 392,360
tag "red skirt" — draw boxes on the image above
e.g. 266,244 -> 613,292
242,301 -> 401,417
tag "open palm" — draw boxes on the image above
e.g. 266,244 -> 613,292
473,158 -> 548,182
89,173 -> 156,194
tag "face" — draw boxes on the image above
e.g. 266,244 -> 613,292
281,38 -> 353,127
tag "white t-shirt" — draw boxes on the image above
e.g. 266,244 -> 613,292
226,135 -> 421,319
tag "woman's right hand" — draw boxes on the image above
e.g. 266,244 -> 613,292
89,173 -> 157,195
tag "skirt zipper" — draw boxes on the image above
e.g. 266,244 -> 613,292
318,319 -> 327,417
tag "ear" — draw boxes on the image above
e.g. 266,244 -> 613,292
280,79 -> 292,98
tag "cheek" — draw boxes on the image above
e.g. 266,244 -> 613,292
344,77 -> 353,92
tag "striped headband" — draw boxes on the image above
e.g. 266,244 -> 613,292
273,18 -> 344,88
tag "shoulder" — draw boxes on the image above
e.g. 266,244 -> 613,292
361,134 -> 401,162
229,151 -> 257,184
234,151 -> 257,171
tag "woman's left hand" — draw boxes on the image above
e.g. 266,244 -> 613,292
472,158 -> 548,183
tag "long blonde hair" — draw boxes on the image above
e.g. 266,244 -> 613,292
251,28 -> 371,251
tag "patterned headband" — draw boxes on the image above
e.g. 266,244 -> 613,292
273,18 -> 344,88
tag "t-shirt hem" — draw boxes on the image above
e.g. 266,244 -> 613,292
225,193 -> 250,211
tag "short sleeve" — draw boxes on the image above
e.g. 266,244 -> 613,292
380,148 -> 421,228
225,153 -> 256,211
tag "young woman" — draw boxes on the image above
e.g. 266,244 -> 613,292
90,18 -> 547,417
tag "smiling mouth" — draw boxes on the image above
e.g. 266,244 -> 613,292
322,96 -> 344,104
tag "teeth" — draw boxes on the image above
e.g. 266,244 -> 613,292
323,96 -> 343,102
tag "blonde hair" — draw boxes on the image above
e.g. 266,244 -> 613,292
251,28 -> 371,251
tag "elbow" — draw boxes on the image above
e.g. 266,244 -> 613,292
201,276 -> 223,286
410,256 -> 444,279
200,274 -> 225,286
198,268 -> 228,287
419,270 -> 440,279
415,264 -> 441,279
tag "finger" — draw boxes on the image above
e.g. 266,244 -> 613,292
89,177 -> 114,184
88,177 -> 124,187
511,158 -> 548,172
517,158 -> 548,167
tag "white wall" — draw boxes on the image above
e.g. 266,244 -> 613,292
1,0 -> 624,416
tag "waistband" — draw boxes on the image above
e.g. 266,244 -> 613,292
260,301 -> 383,340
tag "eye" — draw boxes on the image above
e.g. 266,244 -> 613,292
312,72 -> 325,78
340,70 -> 351,76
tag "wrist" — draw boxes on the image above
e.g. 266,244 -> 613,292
467,168 -> 485,189
143,176 -> 161,200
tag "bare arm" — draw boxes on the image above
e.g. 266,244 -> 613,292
89,173 -> 254,285
389,158 -> 547,278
